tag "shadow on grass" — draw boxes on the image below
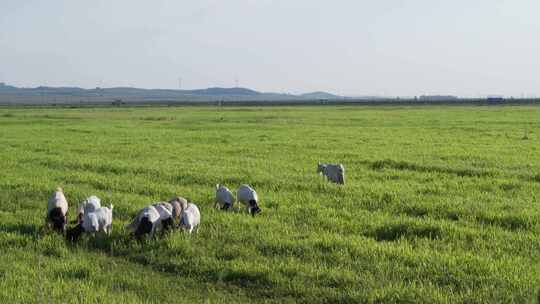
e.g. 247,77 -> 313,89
399,205 -> 461,222
361,158 -> 540,185
54,267 -> 91,280
368,222 -> 444,242
68,230 -> 300,302
475,213 -> 532,231
367,159 -> 496,178
0,223 -> 40,237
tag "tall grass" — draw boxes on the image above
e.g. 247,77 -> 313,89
1,105 -> 540,303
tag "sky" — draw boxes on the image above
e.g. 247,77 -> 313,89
1,0 -> 539,97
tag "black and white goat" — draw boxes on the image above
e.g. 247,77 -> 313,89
46,187 -> 69,233
215,184 -> 235,210
127,204 -> 173,239
237,184 -> 261,216
317,162 -> 345,185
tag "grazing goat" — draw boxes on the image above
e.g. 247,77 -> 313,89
75,195 -> 101,224
153,203 -> 175,232
317,162 -> 345,185
215,184 -> 235,210
153,201 -> 173,215
167,196 -> 187,223
178,200 -> 200,234
81,205 -> 114,234
46,187 -> 69,233
237,184 -> 261,216
67,204 -> 113,242
127,205 -> 172,239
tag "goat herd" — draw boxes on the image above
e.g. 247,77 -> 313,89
44,162 -> 345,242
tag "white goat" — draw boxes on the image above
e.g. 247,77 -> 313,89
67,204 -> 113,242
215,184 -> 235,210
317,162 -> 345,185
127,205 -> 173,239
46,187 -> 69,232
81,205 -> 114,234
237,184 -> 261,216
178,200 -> 200,233
75,195 -> 101,224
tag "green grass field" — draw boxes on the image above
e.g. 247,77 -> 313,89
1,105 -> 540,303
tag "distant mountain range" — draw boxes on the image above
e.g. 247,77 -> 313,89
299,91 -> 344,99
0,82 -> 345,104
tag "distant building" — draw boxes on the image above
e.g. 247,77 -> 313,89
487,96 -> 504,103
419,95 -> 459,101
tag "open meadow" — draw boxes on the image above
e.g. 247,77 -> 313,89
1,105 -> 540,303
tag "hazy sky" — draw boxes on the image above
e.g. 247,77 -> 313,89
1,0 -> 539,96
